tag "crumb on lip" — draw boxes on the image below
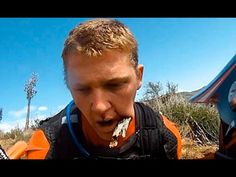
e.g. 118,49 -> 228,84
109,117 -> 131,148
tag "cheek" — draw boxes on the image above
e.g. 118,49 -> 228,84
70,91 -> 90,116
113,86 -> 137,116
74,97 -> 96,126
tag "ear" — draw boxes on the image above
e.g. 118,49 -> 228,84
136,64 -> 144,90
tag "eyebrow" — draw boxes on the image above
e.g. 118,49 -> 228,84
73,76 -> 131,88
104,76 -> 130,84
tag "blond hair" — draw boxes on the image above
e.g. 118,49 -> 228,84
62,18 -> 138,66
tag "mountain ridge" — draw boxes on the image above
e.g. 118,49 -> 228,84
178,87 -> 204,101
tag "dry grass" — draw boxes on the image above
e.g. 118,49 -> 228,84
182,138 -> 218,159
0,138 -> 16,151
0,129 -> 33,152
0,131 -> 218,159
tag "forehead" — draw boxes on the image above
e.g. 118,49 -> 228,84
66,50 -> 131,65
66,51 -> 136,85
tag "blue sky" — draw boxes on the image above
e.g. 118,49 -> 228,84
1,18 -> 236,132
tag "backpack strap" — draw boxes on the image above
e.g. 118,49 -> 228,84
134,102 -> 167,159
39,104 -> 84,159
0,145 -> 9,159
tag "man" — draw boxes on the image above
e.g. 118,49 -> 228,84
23,18 -> 181,159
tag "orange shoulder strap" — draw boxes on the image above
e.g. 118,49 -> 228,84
6,141 -> 28,159
25,129 -> 50,159
161,114 -> 182,159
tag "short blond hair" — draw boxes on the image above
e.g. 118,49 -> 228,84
62,18 -> 138,67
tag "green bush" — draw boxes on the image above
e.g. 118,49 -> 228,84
0,129 -> 4,139
2,127 -> 33,142
141,82 -> 220,145
3,127 -> 24,141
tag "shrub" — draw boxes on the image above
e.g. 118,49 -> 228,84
3,127 -> 33,142
141,82 -> 220,145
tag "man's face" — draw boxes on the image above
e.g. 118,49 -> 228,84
66,50 -> 143,141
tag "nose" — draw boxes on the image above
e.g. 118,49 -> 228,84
90,89 -> 111,115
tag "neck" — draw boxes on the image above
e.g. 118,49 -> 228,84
81,115 -> 136,148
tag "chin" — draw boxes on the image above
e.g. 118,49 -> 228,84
97,132 -> 113,141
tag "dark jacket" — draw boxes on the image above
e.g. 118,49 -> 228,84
26,102 -> 182,159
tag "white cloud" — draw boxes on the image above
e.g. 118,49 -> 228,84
0,114 -> 47,133
3,104 -> 66,132
0,117 -> 26,133
1,105 -> 51,133
38,106 -> 48,111
0,123 -> 14,133
8,106 -> 36,118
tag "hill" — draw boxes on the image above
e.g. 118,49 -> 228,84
178,87 -> 205,101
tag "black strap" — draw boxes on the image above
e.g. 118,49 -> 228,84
0,145 -> 9,159
40,103 -> 167,159
134,102 -> 167,159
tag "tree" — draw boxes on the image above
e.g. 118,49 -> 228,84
143,82 -> 162,101
166,81 -> 178,95
0,108 -> 2,122
24,72 -> 38,130
141,81 -> 179,108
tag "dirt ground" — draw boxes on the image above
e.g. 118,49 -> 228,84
0,137 -> 218,159
182,138 -> 218,159
0,138 -> 17,152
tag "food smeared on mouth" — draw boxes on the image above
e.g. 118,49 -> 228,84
109,117 -> 131,148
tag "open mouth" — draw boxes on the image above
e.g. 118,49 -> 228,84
98,120 -> 114,127
96,119 -> 118,134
